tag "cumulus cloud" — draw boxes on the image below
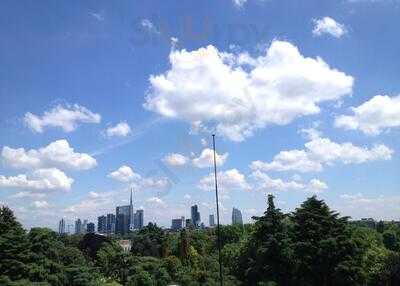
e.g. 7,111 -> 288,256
251,135 -> 393,173
337,193 -> 400,220
250,170 -> 327,193
335,95 -> 400,135
2,139 -> 97,171
146,196 -> 166,206
162,153 -> 189,166
0,168 -> 73,191
31,200 -> 50,209
312,17 -> 347,38
198,169 -> 250,192
106,122 -> 131,137
107,165 -> 141,182
192,148 -> 228,168
24,104 -> 101,133
107,165 -> 172,191
9,191 -> 47,199
144,40 -> 353,141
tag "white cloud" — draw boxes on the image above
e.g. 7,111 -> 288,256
312,17 -> 347,38
233,0 -> 247,7
335,95 -> 400,135
24,104 -> 101,133
2,139 -> 97,171
0,168 -> 73,191
162,153 -> 189,166
251,170 -> 327,193
146,196 -> 166,206
31,200 -> 50,209
251,135 -> 393,173
337,193 -> 400,220
192,148 -> 228,168
108,165 -> 172,191
141,19 -> 159,34
144,40 -> 353,141
106,122 -> 131,137
9,191 -> 47,199
108,165 -> 141,182
251,150 -> 322,173
198,169 -> 250,192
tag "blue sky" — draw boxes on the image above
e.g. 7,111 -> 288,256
1,0 -> 400,229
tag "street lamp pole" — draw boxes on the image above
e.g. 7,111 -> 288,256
212,134 -> 223,286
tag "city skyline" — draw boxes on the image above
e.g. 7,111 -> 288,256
1,0 -> 400,230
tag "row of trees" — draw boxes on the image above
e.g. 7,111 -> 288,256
1,195 -> 400,285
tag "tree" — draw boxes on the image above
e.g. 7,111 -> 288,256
131,223 -> 169,258
292,196 -> 365,286
376,221 -> 385,233
0,206 -> 30,281
238,194 -> 293,285
383,230 -> 399,251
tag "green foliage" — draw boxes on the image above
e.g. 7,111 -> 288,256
0,206 -> 30,281
4,198 -> 400,286
130,223 -> 169,258
238,194 -> 293,285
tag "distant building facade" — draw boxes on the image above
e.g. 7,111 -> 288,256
98,215 -> 107,234
116,205 -> 130,235
191,205 -> 201,227
58,218 -> 65,234
209,214 -> 215,227
171,216 -> 185,231
106,213 -> 116,234
232,207 -> 243,226
75,219 -> 82,234
134,209 -> 144,230
87,222 -> 95,233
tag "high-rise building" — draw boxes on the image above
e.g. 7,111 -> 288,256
116,189 -> 135,235
232,207 -> 243,226
98,215 -> 107,234
171,217 -> 184,231
82,219 -> 88,233
58,218 -> 65,234
191,205 -> 201,227
209,214 -> 215,227
116,205 -> 130,235
129,189 -> 134,231
134,209 -> 144,230
87,222 -> 95,233
106,213 -> 116,234
75,218 -> 82,234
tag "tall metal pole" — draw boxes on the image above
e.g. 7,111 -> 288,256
212,134 -> 223,286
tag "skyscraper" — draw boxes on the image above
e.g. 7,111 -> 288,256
87,222 -> 95,233
129,188 -> 134,231
98,215 -> 107,234
116,205 -> 130,235
58,218 -> 65,234
134,209 -> 144,230
106,213 -> 116,234
82,219 -> 88,233
116,189 -> 135,235
232,207 -> 243,226
75,218 -> 82,234
191,204 -> 201,227
209,214 -> 215,227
